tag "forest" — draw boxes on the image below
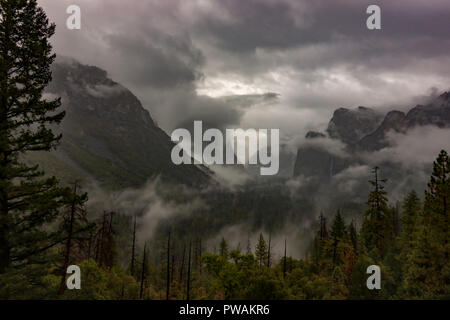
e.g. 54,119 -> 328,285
0,0 -> 449,300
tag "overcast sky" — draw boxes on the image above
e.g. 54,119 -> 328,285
38,0 -> 450,145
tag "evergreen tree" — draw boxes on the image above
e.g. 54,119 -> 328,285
400,190 -> 421,250
246,236 -> 252,255
404,150 -> 450,298
348,220 -> 358,254
255,233 -> 267,267
330,210 -> 346,240
361,167 -> 391,259
330,210 -> 346,267
219,237 -> 228,259
0,0 -> 66,273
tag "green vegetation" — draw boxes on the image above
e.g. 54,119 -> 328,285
1,151 -> 448,299
0,0 -> 448,300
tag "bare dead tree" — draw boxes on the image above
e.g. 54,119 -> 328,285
166,231 -> 171,300
283,238 -> 287,279
130,214 -> 137,277
139,242 -> 147,299
186,241 -> 192,300
180,243 -> 186,282
267,232 -> 271,268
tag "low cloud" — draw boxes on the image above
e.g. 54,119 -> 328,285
366,126 -> 450,169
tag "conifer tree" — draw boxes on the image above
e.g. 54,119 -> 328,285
219,237 -> 228,259
348,220 -> 358,253
246,236 -> 252,255
0,0 -> 67,272
330,210 -> 346,267
404,150 -> 450,298
400,190 -> 421,250
255,233 -> 267,267
361,167 -> 391,259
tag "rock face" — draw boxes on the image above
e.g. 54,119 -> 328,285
326,106 -> 384,145
45,58 -> 210,189
293,92 -> 450,178
293,131 -> 349,179
356,110 -> 407,151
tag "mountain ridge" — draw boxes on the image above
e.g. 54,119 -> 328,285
33,58 -> 212,189
294,91 -> 450,178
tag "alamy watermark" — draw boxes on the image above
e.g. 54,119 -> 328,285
170,121 -> 279,176
66,5 -> 81,30
66,265 -> 81,290
366,5 -> 381,30
366,265 -> 381,290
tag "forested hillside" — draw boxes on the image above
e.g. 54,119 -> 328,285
0,0 -> 449,301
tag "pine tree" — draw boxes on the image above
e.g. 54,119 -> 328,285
318,212 -> 329,240
219,237 -> 228,259
0,0 -> 67,273
255,233 -> 267,267
348,220 -> 358,254
400,190 -> 421,250
424,150 -> 449,224
361,166 -> 391,259
311,213 -> 329,269
330,210 -> 346,267
404,150 -> 450,298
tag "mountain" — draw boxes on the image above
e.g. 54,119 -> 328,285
326,106 -> 384,145
293,91 -> 450,178
28,58 -> 210,189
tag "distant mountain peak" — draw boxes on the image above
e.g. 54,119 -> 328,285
294,89 -> 450,178
44,58 -> 210,189
439,91 -> 450,101
326,106 -> 383,145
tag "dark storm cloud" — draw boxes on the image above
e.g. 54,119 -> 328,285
38,0 -> 450,138
190,0 -> 450,73
104,32 -> 204,88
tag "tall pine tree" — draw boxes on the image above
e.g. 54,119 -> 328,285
0,0 -> 66,272
360,167 -> 391,259
255,233 -> 267,267
404,150 -> 450,298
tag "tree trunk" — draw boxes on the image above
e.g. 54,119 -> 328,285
179,243 -> 186,282
58,183 -> 78,295
139,243 -> 147,299
186,241 -> 192,300
283,238 -> 287,279
166,231 -> 170,300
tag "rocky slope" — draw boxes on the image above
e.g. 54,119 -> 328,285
33,58 -> 210,189
294,92 -> 450,178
